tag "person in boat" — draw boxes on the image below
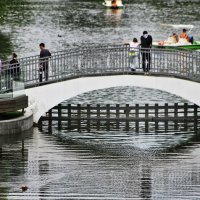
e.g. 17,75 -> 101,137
140,31 -> 152,73
172,33 -> 179,43
179,28 -> 194,44
128,38 -> 140,71
111,0 -> 117,8
180,29 -> 190,42
165,33 -> 179,44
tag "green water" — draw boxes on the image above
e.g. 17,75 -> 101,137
1,0 -> 200,199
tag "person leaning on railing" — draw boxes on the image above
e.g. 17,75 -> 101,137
140,31 -> 152,74
127,38 -> 140,71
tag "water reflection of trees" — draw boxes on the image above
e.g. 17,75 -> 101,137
0,0 -> 32,59
0,0 -> 31,25
0,33 -> 12,60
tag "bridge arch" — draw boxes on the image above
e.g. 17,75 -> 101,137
25,75 -> 200,123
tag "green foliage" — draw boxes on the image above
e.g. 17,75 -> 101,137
0,0 -> 29,60
0,111 -> 24,120
0,33 -> 12,60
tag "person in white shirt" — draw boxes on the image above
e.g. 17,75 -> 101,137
0,58 -> 2,73
128,38 -> 140,71
0,58 -> 3,90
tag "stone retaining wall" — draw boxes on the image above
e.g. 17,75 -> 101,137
0,110 -> 33,135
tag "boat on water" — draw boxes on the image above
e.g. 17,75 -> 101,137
153,40 -> 200,50
102,0 -> 124,9
152,24 -> 200,50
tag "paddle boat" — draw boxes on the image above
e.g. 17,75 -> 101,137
152,24 -> 200,50
153,39 -> 200,50
102,0 -> 124,9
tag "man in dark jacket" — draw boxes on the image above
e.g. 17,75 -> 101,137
140,31 -> 152,73
39,43 -> 51,82
9,53 -> 20,80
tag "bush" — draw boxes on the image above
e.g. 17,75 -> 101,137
0,111 -> 24,120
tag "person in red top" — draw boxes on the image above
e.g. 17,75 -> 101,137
180,29 -> 190,42
111,0 -> 117,8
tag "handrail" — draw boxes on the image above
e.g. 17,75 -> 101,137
1,44 -> 200,92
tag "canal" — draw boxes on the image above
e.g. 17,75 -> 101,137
1,0 -> 200,199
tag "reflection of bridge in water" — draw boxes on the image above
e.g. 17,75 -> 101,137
39,103 -> 200,133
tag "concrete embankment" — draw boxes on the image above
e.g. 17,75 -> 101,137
0,110 -> 33,135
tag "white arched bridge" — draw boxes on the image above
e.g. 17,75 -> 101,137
1,44 -> 200,123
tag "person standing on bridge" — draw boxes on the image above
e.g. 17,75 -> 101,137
0,58 -> 3,90
39,43 -> 51,82
0,58 -> 2,74
140,31 -> 152,74
128,37 -> 140,71
9,53 -> 21,80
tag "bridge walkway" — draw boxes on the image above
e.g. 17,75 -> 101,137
0,45 -> 200,123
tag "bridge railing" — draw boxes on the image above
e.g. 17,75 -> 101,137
1,45 -> 200,90
23,44 -> 131,87
150,49 -> 200,79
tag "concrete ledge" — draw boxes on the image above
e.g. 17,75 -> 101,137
0,110 -> 33,135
